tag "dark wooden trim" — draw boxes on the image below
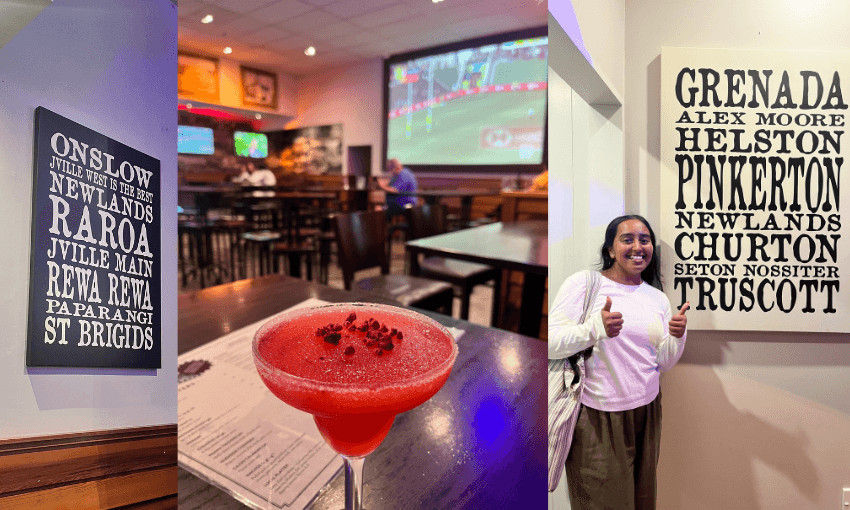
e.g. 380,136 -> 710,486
0,425 -> 177,509
114,495 -> 177,510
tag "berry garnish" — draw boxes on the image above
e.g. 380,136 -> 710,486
390,328 -> 398,337
396,331 -> 403,340
371,320 -> 381,330
382,342 -> 394,351
344,346 -> 355,356
380,324 -> 388,333
346,312 -> 357,323
358,323 -> 369,332
375,349 -> 383,356
324,332 -> 341,345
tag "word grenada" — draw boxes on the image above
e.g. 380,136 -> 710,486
675,68 -> 847,110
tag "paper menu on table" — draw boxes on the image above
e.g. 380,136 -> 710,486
177,298 -> 341,510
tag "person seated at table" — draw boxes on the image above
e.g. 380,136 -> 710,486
233,161 -> 276,187
376,158 -> 417,220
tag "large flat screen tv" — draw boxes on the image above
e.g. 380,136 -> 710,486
234,131 -> 268,158
178,126 -> 214,155
384,27 -> 547,172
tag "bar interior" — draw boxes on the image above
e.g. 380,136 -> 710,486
175,2 -> 549,508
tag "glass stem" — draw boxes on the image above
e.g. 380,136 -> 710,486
342,455 -> 366,510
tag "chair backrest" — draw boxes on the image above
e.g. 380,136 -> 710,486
404,203 -> 447,240
333,210 -> 389,290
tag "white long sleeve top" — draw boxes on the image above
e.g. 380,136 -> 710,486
548,271 -> 687,412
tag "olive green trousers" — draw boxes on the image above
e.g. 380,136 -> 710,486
565,394 -> 662,510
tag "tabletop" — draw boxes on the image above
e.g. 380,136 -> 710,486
178,275 -> 546,509
405,220 -> 548,275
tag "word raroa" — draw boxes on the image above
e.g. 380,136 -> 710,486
675,68 -> 847,110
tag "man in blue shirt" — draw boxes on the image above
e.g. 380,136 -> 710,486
377,158 -> 417,220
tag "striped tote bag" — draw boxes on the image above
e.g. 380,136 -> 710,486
547,269 -> 601,492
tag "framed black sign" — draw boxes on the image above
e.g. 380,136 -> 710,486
27,107 -> 162,368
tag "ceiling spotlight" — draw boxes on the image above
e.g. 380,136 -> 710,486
432,0 -> 444,3
201,14 -> 213,23
304,46 -> 316,56
223,47 -> 232,54
186,103 -> 193,109
255,113 -> 262,120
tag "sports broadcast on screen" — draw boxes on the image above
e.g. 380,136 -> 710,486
387,36 -> 547,165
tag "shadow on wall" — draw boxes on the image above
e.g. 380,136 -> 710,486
659,336 -> 821,509
644,50 -> 823,509
27,367 -> 157,410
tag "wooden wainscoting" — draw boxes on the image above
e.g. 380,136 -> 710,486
0,424 -> 177,510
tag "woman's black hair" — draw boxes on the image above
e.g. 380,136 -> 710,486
599,214 -> 663,291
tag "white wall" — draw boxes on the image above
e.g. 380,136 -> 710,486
549,0 -> 625,102
284,58 -> 384,177
569,0 -> 625,100
0,0 -> 177,439
625,0 -> 850,509
548,69 -> 625,308
548,6 -> 626,507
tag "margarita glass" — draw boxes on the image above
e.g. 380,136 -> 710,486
252,303 -> 458,510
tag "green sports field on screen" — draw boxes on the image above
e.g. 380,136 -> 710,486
387,89 -> 546,165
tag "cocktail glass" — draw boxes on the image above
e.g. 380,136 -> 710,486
252,302 -> 458,510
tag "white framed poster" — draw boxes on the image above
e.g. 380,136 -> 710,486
660,47 -> 850,332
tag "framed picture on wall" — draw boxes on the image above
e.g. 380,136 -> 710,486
240,65 -> 278,109
178,52 -> 219,103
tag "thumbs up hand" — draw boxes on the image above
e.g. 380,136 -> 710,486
669,302 -> 689,339
601,296 -> 623,338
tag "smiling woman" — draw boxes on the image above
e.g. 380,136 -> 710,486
601,217 -> 657,287
548,215 -> 689,510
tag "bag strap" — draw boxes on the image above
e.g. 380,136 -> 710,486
566,271 -> 602,382
581,270 -> 603,358
578,270 -> 601,325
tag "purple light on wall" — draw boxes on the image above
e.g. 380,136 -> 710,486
549,1 -> 594,67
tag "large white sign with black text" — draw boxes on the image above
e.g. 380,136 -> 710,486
661,47 -> 849,332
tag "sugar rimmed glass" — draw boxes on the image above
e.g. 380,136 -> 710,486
252,302 -> 458,510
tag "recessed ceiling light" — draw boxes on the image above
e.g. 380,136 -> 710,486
255,113 -> 262,120
305,46 -> 316,56
432,0 -> 444,3
201,14 -> 213,23
223,47 -> 232,54
186,103 -> 193,109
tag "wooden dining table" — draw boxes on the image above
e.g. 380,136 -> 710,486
178,274 -> 546,509
405,220 -> 548,338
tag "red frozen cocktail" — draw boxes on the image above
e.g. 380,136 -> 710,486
252,302 -> 458,464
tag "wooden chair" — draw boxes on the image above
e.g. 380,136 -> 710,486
333,210 -> 454,315
405,203 -> 501,323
